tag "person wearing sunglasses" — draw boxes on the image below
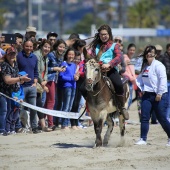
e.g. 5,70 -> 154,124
47,32 -> 58,47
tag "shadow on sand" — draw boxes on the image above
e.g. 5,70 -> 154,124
52,143 -> 93,149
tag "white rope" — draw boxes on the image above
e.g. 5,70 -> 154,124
0,92 -> 91,120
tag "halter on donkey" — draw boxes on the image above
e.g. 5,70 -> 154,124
83,49 -> 129,147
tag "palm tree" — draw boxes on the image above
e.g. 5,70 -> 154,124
127,0 -> 158,28
160,5 -> 170,28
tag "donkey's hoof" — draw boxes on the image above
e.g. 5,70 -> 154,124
93,142 -> 102,148
103,142 -> 108,147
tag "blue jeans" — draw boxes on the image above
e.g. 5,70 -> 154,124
140,92 -> 170,141
6,106 -> 20,132
128,81 -> 133,109
0,95 -> 11,133
23,86 -> 38,129
61,88 -> 76,127
166,81 -> 170,119
15,117 -> 22,129
41,91 -> 46,107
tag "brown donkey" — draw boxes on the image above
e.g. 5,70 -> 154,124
83,58 -> 129,147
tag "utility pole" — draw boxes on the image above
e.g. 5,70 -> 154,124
27,0 -> 32,26
118,0 -> 123,28
59,0 -> 63,38
38,0 -> 42,31
93,0 -> 97,26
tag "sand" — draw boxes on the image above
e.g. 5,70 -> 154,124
0,101 -> 170,170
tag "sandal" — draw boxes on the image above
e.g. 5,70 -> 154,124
42,127 -> 52,132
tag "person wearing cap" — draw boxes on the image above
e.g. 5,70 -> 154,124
5,73 -> 25,135
159,43 -> 170,122
113,35 -> 126,75
25,26 -> 37,42
155,44 -> 163,59
14,33 -> 24,52
47,32 -> 58,47
113,36 -> 123,50
0,46 -> 31,135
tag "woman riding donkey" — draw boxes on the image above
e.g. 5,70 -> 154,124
86,24 -> 129,120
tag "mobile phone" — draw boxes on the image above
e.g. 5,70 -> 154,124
61,66 -> 66,68
19,71 -> 27,76
2,33 -> 16,44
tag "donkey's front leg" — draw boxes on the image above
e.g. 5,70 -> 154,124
94,119 -> 103,147
119,114 -> 125,137
103,114 -> 114,146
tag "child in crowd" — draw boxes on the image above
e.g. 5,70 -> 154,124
70,51 -> 81,129
5,72 -> 24,135
58,48 -> 79,130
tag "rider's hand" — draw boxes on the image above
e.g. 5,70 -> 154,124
101,63 -> 111,72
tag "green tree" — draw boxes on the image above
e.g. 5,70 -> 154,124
0,0 -> 6,31
160,5 -> 170,28
0,9 -> 5,30
66,13 -> 105,35
127,0 -> 159,28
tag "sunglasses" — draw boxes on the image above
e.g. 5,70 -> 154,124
49,38 -> 56,41
114,39 -> 122,43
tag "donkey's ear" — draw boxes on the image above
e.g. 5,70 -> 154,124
83,47 -> 91,61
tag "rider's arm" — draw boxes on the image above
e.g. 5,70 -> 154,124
109,44 -> 122,68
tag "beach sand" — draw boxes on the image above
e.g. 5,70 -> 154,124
0,101 -> 170,170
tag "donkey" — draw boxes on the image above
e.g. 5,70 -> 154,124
83,58 -> 129,147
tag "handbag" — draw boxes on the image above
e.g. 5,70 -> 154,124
36,83 -> 44,93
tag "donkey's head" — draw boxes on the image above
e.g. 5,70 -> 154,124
84,58 -> 102,91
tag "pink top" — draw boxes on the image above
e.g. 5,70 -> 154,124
122,54 -> 136,85
79,60 -> 85,78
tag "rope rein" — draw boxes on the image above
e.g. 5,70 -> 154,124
92,79 -> 107,97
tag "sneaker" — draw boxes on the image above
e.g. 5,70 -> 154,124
0,131 -> 8,136
16,128 -> 25,133
135,138 -> 147,145
7,131 -> 11,135
23,128 -> 33,134
10,131 -> 16,135
32,127 -> 42,134
166,138 -> 170,146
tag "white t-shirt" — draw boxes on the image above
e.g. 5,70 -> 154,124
142,65 -> 154,92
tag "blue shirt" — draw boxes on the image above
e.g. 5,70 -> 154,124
11,85 -> 24,107
96,43 -> 116,64
58,61 -> 76,89
17,51 -> 38,87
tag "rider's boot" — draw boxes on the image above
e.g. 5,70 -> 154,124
116,95 -> 129,120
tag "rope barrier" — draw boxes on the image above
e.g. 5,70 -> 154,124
0,92 -> 91,120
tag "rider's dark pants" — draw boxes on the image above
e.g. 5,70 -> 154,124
107,68 -> 124,95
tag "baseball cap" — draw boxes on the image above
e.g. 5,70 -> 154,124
113,35 -> 123,42
155,44 -> 163,51
47,32 -> 58,39
26,26 -> 36,33
6,47 -> 17,55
